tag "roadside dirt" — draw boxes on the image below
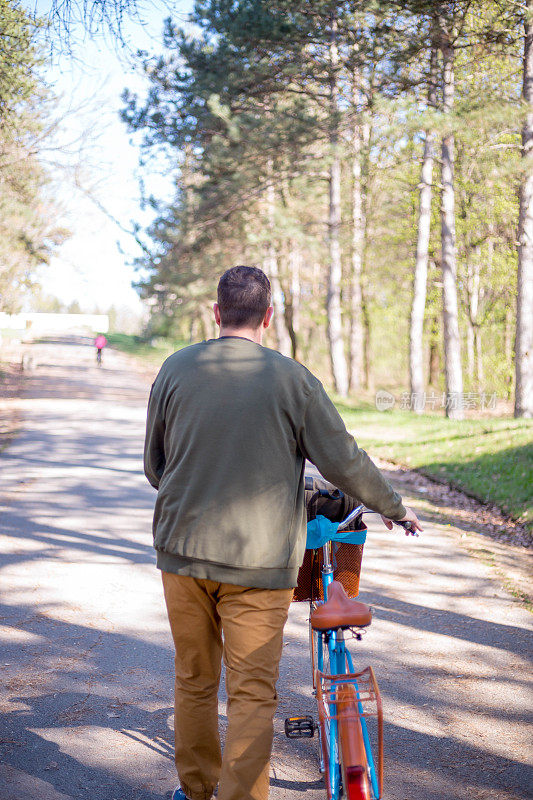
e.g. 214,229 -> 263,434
380,459 -> 531,547
375,458 -> 533,608
0,360 -> 24,451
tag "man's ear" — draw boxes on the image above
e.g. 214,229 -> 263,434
263,306 -> 274,328
213,303 -> 221,327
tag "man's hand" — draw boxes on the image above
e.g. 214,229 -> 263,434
380,506 -> 423,533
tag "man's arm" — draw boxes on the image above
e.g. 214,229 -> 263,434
297,383 -> 406,521
144,383 -> 166,489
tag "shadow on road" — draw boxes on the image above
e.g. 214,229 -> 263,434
3,593 -> 530,800
1,339 -> 531,799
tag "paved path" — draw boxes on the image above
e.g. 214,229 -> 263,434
0,339 -> 531,800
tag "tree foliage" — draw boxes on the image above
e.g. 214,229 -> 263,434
0,1 -> 65,313
123,0 -> 526,403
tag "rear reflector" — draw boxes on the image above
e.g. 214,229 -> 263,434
344,765 -> 370,800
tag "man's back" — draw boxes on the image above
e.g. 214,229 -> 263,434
145,336 -> 317,585
145,336 -> 405,589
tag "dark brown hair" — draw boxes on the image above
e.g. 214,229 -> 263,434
217,266 -> 272,329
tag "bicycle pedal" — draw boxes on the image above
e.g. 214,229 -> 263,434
284,715 -> 316,738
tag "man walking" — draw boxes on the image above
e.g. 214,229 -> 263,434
144,266 -> 421,800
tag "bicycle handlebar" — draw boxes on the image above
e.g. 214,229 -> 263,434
337,506 -> 419,537
392,519 -> 419,536
336,504 -> 365,531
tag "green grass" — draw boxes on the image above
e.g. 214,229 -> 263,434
334,399 -> 533,527
106,332 -> 185,367
110,330 -> 532,526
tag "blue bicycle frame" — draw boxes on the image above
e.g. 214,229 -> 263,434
315,541 -> 380,800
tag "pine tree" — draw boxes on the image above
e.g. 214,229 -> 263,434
515,0 -> 533,417
410,32 -> 437,411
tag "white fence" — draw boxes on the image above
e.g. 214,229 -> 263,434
0,313 -> 109,335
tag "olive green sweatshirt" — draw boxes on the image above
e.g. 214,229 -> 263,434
144,337 -> 405,589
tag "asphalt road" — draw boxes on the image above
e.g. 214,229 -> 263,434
0,338 -> 531,800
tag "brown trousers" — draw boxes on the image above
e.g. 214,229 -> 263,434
162,572 -> 293,800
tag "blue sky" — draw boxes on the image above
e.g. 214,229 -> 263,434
25,0 -> 194,313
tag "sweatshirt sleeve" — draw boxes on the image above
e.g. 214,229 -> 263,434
297,383 -> 406,520
144,382 -> 166,490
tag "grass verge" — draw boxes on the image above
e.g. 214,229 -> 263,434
108,333 -> 531,527
335,399 -> 533,528
106,333 -> 184,367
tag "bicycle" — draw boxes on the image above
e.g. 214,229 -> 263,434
285,496 -> 418,800
94,334 -> 107,368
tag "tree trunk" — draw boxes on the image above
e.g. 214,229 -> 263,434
199,307 -> 211,341
475,327 -> 483,391
505,306 -> 513,363
410,43 -> 437,412
505,306 -> 514,399
466,321 -> 474,378
440,30 -> 464,419
182,145 -> 194,247
349,65 -> 365,392
410,135 -> 434,407
361,287 -> 372,392
470,253 -> 482,391
267,250 -> 292,357
327,17 -> 349,396
266,180 -> 292,357
428,313 -> 440,387
189,315 -> 198,344
466,250 -> 481,384
312,262 -> 321,298
286,245 -> 301,360
515,0 -> 533,417
429,342 -> 440,387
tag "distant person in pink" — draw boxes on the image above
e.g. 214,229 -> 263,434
94,334 -> 107,366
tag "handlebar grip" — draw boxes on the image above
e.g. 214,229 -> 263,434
394,519 -> 419,536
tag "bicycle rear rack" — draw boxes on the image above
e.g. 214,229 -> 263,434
315,666 -> 383,800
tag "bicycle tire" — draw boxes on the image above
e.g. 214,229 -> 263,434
310,606 -> 328,775
310,603 -> 331,685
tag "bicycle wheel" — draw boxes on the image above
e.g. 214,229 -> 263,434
310,605 -> 332,778
310,605 -> 332,685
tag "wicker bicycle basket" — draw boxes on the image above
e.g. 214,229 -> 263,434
292,474 -> 366,602
292,540 -> 365,601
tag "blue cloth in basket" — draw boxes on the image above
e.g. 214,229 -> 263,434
305,515 -> 367,550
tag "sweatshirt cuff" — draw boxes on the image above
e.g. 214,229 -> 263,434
394,503 -> 407,520
381,492 -> 406,521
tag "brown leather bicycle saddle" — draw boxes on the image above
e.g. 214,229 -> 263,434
310,580 -> 372,631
